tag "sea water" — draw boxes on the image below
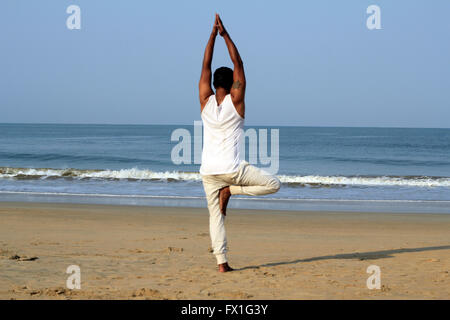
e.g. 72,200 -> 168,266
0,124 -> 449,213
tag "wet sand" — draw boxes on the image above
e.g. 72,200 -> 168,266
0,202 -> 449,299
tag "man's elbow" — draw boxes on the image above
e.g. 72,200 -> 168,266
199,75 -> 210,86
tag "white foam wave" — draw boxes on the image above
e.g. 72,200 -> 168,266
78,168 -> 201,181
277,175 -> 450,187
1,167 -> 449,187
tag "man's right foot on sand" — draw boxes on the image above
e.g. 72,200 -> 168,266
219,186 -> 231,216
218,262 -> 234,272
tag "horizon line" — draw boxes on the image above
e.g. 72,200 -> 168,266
0,122 -> 449,130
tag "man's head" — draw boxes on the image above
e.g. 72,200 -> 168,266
213,67 -> 233,91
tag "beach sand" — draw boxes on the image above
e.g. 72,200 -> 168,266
0,202 -> 449,300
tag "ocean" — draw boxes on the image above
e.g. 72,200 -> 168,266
0,124 -> 449,213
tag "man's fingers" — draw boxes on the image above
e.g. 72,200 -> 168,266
215,13 -> 225,34
216,13 -> 220,25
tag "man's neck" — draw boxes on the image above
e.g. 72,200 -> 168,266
215,88 -> 230,106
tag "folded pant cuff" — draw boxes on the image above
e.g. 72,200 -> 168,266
215,253 -> 228,264
229,185 -> 241,195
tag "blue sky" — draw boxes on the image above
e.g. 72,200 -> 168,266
1,0 -> 449,127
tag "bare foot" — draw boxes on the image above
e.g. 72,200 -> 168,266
219,186 -> 231,216
218,262 -> 234,273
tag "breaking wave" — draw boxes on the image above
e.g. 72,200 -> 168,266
1,167 -> 449,187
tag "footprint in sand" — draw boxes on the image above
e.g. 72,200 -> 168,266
11,286 -> 68,297
197,233 -> 209,237
129,249 -> 148,254
131,288 -> 164,299
163,247 -> 184,253
9,254 -> 39,261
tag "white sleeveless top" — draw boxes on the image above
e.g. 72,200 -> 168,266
200,94 -> 244,175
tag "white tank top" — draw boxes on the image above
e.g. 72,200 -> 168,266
200,94 -> 244,175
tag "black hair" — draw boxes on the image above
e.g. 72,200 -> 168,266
213,67 -> 233,91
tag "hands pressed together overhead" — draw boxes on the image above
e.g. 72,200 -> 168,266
212,13 -> 227,37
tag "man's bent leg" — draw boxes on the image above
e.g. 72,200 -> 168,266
229,162 -> 281,196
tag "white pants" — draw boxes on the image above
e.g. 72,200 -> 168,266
201,162 -> 281,264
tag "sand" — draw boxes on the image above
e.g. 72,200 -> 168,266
0,202 -> 449,300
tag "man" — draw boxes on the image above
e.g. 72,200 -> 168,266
199,14 -> 281,272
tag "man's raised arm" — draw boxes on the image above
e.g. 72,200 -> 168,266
217,14 -> 246,118
199,16 -> 218,112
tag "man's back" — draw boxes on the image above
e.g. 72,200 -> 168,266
200,94 -> 244,175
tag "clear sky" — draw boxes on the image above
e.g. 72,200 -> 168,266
1,0 -> 449,127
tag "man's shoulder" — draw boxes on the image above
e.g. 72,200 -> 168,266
205,94 -> 215,105
201,95 -> 215,113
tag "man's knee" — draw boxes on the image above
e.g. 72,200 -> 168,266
267,176 -> 281,193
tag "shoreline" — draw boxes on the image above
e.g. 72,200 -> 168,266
0,201 -> 449,299
1,192 -> 450,214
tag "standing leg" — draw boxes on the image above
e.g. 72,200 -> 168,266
202,175 -> 233,271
